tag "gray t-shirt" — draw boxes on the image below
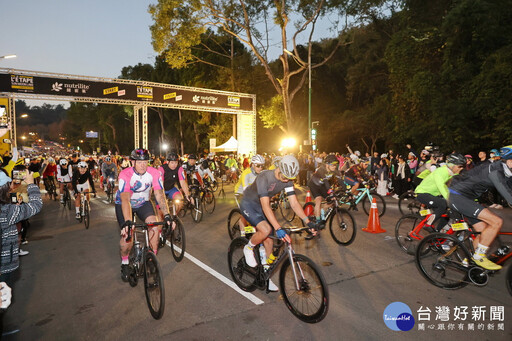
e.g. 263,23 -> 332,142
243,170 -> 296,203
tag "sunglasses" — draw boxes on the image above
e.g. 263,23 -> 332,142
254,164 -> 264,168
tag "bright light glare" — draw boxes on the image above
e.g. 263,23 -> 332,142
0,54 -> 16,59
281,137 -> 296,149
162,143 -> 169,151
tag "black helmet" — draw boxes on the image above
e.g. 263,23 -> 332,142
130,148 -> 150,161
167,152 -> 179,161
446,153 -> 466,166
188,154 -> 197,160
324,154 -> 339,165
201,160 -> 209,169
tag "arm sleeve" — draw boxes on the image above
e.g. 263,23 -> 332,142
88,173 -> 96,192
7,184 -> 43,225
71,171 -> 78,192
489,170 -> 512,204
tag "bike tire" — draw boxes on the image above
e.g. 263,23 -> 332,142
170,218 -> 186,262
191,196 -> 203,223
506,264 -> 512,296
211,182 -> 218,192
143,251 -> 165,319
227,237 -> 257,292
279,254 -> 329,323
328,208 -> 356,245
279,195 -> 296,222
227,208 -> 243,240
203,189 -> 216,214
361,192 -> 386,217
84,200 -> 90,229
67,191 -> 72,211
398,191 -> 422,216
415,233 -> 470,290
395,214 -> 428,255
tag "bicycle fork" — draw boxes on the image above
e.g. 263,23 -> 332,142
287,245 -> 305,290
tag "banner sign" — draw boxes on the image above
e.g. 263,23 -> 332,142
86,131 -> 98,138
0,72 -> 254,112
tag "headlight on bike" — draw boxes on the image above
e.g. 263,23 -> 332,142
231,167 -> 236,172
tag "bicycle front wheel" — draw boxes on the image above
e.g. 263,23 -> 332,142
395,214 -> 427,255
67,192 -> 72,210
227,208 -> 242,240
398,191 -> 421,216
279,196 -> 296,222
190,197 -> 203,223
506,264 -> 512,296
362,192 -> 386,217
227,237 -> 257,292
329,208 -> 356,245
170,218 -> 186,262
84,200 -> 90,229
415,233 -> 470,290
279,254 -> 329,323
203,189 -> 216,214
144,251 -> 165,319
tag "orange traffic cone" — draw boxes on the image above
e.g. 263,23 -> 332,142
362,198 -> 386,233
304,190 -> 313,216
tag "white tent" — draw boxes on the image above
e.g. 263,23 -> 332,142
211,136 -> 238,152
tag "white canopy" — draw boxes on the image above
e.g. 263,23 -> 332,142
211,136 -> 238,152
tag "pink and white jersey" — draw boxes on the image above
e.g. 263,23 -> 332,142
115,166 -> 163,208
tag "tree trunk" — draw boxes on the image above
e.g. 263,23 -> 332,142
105,121 -> 120,154
157,108 -> 166,146
178,110 -> 184,155
193,121 -> 200,153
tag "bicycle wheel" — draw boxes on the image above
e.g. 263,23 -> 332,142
227,208 -> 242,240
279,195 -> 296,222
190,196 -> 203,223
395,214 -> 429,255
279,254 -> 329,323
415,233 -> 470,289
328,208 -> 356,245
67,191 -> 72,210
203,189 -> 216,214
84,200 -> 90,229
227,237 -> 257,292
361,192 -> 386,217
506,264 -> 512,296
170,218 -> 186,262
398,191 -> 422,216
211,181 -> 218,192
143,251 -> 165,319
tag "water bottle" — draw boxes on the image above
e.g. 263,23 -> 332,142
134,240 -> 141,263
259,245 -> 267,264
320,208 -> 326,222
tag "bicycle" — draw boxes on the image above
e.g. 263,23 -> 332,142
180,185 -> 203,223
203,175 -> 218,192
158,198 -> 186,262
302,193 -> 357,245
415,217 -> 512,292
61,184 -> 72,210
77,189 -> 92,229
397,190 -> 423,216
200,185 -> 216,214
270,190 -> 296,223
228,226 -> 329,323
126,221 -> 166,319
43,176 -> 58,201
104,176 -> 116,204
337,179 -> 386,217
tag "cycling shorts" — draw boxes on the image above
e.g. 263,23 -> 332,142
115,201 -> 155,227
448,191 -> 483,225
76,183 -> 90,194
165,187 -> 182,199
344,176 -> 359,187
58,175 -> 72,183
307,179 -> 328,199
239,198 -> 267,227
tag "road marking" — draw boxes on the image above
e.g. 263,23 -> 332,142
102,200 -> 110,204
165,240 -> 264,305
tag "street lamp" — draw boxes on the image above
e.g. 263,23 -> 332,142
161,142 -> 169,157
20,113 -> 28,118
0,54 -> 16,60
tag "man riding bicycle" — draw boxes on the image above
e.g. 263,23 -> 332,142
414,153 -> 465,232
57,158 -> 74,204
344,158 -> 370,198
72,161 -> 96,220
448,145 -> 512,270
116,149 -> 172,282
101,156 -> 118,190
158,152 -> 192,215
240,155 -> 317,291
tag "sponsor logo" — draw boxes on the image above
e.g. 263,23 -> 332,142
51,81 -> 90,94
192,94 -> 218,105
383,302 -> 415,331
10,75 -> 34,91
137,86 -> 153,100
163,92 -> 177,100
118,89 -> 126,96
51,82 -> 63,92
228,96 -> 240,107
103,86 -> 118,95
176,95 -> 182,101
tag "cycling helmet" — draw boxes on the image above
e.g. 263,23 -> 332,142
464,154 -> 472,159
201,160 -> 209,169
446,153 -> 466,166
499,145 -> 512,160
278,155 -> 299,179
188,154 -> 197,160
354,150 -> 361,157
48,157 -> 55,163
167,152 -> 179,161
78,161 -> 88,168
59,158 -> 68,166
130,148 -> 150,161
272,156 -> 282,165
251,154 -> 265,165
105,156 -> 111,162
324,154 -> 339,165
490,148 -> 500,157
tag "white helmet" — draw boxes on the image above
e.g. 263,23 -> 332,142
59,158 -> 68,166
78,161 -> 88,168
48,157 -> 55,163
354,150 -> 361,157
278,155 -> 299,179
251,154 -> 265,165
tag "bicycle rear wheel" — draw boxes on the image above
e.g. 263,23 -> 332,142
398,191 -> 422,216
506,265 -> 512,296
190,196 -> 203,223
361,192 -> 385,217
66,191 -> 72,210
84,200 -> 90,229
415,233 -> 470,289
203,189 -> 216,214
395,214 -> 427,255
279,195 -> 296,222
227,208 -> 242,240
279,254 -> 329,323
329,208 -> 356,245
170,218 -> 186,262
144,251 -> 165,319
227,237 -> 257,292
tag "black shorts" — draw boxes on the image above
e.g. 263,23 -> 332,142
115,201 -> 155,227
307,179 -> 328,199
448,192 -> 483,225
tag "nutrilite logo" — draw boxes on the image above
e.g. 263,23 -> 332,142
192,94 -> 218,105
51,82 -> 90,94
51,82 -> 63,92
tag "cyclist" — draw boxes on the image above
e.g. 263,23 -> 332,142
158,152 -> 193,215
235,154 -> 266,195
198,159 -> 216,187
344,158 -> 370,198
448,145 -> 512,270
240,155 -> 317,291
101,156 -> 118,191
414,154 -> 465,232
307,154 -> 343,234
182,154 -> 200,185
69,153 -> 80,170
116,149 -> 172,282
72,161 -> 96,220
56,158 -> 74,204
42,157 -> 57,197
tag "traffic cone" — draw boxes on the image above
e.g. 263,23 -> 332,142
304,190 -> 313,216
362,198 -> 386,233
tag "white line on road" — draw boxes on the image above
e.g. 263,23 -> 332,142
102,200 -> 110,204
165,240 -> 264,306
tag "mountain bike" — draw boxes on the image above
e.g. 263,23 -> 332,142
158,198 -> 186,262
398,190 -> 423,216
126,221 -> 166,319
415,218 -> 512,292
338,179 -> 386,217
105,176 -> 116,204
77,189 -> 93,229
228,226 -> 329,323
302,194 -> 357,245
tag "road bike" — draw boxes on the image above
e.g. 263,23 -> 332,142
159,198 -> 186,262
397,190 -> 423,216
126,221 -> 166,319
270,190 -> 296,222
61,184 -> 72,210
203,175 -> 218,192
337,179 -> 386,217
414,217 -> 512,292
302,193 -> 357,245
43,176 -> 58,201
179,185 -> 203,223
200,185 -> 216,214
77,189 -> 92,229
228,226 -> 329,323
105,176 -> 116,204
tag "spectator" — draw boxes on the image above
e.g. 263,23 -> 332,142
465,155 -> 475,171
375,158 -> 389,197
392,155 -> 411,198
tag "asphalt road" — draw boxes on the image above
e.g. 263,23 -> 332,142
3,182 -> 511,340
